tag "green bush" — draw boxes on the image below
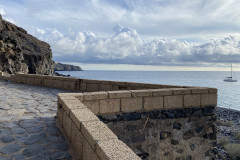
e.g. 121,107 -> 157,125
225,143 -> 240,159
235,131 -> 240,141
218,137 -> 230,147
216,120 -> 234,127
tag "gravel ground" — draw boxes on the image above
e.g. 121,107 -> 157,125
216,107 -> 240,160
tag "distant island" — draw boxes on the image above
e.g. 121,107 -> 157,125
54,62 -> 82,71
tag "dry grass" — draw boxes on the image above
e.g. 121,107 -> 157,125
216,119 -> 234,127
218,137 -> 230,147
224,143 -> 240,159
235,131 -> 240,141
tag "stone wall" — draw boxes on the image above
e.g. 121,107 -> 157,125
57,87 -> 217,160
99,107 -> 217,159
9,73 -> 187,91
57,93 -> 141,160
1,72 -> 218,159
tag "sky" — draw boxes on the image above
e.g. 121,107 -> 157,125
1,0 -> 240,71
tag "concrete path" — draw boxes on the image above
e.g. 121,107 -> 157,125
0,80 -> 72,160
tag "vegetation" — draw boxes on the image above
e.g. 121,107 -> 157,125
217,137 -> 230,147
216,119 -> 234,127
235,131 -> 240,141
224,143 -> 240,159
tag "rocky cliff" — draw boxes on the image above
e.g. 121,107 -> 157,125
54,63 -> 82,71
0,15 -> 54,74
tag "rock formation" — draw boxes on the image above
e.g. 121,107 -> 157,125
54,63 -> 82,71
0,15 -> 54,74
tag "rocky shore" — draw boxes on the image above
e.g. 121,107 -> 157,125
216,107 -> 240,160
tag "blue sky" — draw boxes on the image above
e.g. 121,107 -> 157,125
1,0 -> 240,70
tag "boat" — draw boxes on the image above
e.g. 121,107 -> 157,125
224,63 -> 237,82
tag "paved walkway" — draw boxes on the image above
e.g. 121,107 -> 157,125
0,81 -> 72,160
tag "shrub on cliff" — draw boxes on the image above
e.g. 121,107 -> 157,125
224,143 -> 240,159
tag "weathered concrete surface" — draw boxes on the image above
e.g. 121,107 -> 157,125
0,81 -> 72,160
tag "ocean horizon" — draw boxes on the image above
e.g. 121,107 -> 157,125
57,70 -> 240,111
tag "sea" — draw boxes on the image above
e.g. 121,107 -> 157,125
57,71 -> 240,111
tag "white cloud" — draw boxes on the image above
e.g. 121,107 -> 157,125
1,0 -> 240,67
29,25 -> 240,66
1,0 -> 240,38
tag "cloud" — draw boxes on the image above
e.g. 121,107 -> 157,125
31,25 -> 240,66
1,0 -> 240,39
1,0 -> 240,67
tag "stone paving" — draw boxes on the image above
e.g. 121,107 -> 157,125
0,80 -> 73,160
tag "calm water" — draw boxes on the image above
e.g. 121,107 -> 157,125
58,71 -> 240,111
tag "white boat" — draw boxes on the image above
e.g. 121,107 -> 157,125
224,63 -> 237,82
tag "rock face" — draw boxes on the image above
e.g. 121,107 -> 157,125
0,15 -> 54,74
54,63 -> 82,71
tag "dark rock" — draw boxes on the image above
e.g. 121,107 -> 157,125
164,152 -> 170,156
209,133 -> 216,140
54,62 -> 82,71
203,134 -> 208,139
203,106 -> 214,116
136,149 -> 149,159
0,143 -> 22,154
140,112 -> 149,119
101,114 -> 117,122
190,144 -> 194,150
192,110 -> 202,117
171,139 -> 179,145
123,113 -> 131,121
175,109 -> 186,118
165,112 -> 175,119
212,147 -> 218,155
116,114 -> 123,121
186,155 -> 192,160
183,130 -> 194,140
195,126 -> 203,133
22,144 -> 45,157
0,16 -> 54,74
130,112 -> 141,120
173,122 -> 182,130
